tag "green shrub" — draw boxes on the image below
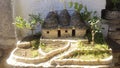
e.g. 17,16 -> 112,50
77,41 -> 109,50
85,28 -> 92,43
39,42 -> 46,49
94,32 -> 105,44
32,40 -> 40,49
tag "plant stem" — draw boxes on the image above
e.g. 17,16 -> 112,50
64,0 -> 66,9
91,30 -> 95,45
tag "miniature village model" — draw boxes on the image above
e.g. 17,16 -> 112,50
6,3 -> 112,67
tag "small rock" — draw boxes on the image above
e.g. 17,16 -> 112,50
17,41 -> 31,49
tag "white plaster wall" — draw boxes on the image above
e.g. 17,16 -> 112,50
13,0 -> 106,19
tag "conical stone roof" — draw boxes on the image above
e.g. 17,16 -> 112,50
59,9 -> 70,26
70,11 -> 84,26
43,11 -> 58,28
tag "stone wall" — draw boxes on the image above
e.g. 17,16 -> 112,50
42,27 -> 86,39
113,52 -> 120,66
102,9 -> 120,67
0,0 -> 15,49
42,28 -> 58,38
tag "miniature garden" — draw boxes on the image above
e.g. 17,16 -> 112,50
7,1 -> 114,67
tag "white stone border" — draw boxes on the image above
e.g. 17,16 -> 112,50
51,56 -> 112,65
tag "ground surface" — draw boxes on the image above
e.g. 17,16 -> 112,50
6,39 -> 113,68
0,48 -> 13,68
0,38 -> 119,68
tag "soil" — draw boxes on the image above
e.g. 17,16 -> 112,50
0,48 -> 14,68
14,48 -> 41,58
40,41 -> 67,53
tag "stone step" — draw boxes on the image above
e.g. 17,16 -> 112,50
109,31 -> 120,40
55,65 -> 113,68
107,19 -> 120,25
12,64 -> 114,68
109,20 -> 120,25
40,38 -> 88,42
109,25 -> 120,32
116,40 -> 120,44
102,9 -> 120,20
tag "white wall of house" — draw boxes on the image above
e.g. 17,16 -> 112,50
13,0 -> 106,19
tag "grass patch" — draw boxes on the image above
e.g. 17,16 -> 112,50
61,41 -> 111,60
68,50 -> 111,60
32,50 -> 39,58
39,41 -> 67,53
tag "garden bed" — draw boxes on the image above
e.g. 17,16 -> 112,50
39,40 -> 67,53
51,43 -> 112,65
10,40 -> 71,64
60,49 -> 111,60
14,48 -> 41,58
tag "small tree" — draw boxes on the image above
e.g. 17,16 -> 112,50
14,14 -> 43,49
69,2 -> 101,45
14,14 -> 43,36
29,14 -> 43,35
69,1 -> 83,12
69,2 -> 92,22
14,16 -> 30,29
88,12 -> 101,45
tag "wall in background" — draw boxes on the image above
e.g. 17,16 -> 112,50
13,0 -> 106,38
13,0 -> 106,19
0,0 -> 15,49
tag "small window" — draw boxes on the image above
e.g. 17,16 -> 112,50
65,30 -> 68,33
46,31 -> 49,34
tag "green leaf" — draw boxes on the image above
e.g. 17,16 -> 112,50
69,1 -> 73,8
84,6 -> 87,11
79,4 -> 83,11
74,2 -> 79,11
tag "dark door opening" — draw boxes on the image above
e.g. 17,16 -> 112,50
58,30 -> 61,37
72,29 -> 75,37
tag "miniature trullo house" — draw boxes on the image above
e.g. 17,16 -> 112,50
42,9 -> 87,38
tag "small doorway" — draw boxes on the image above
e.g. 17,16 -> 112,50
58,30 -> 61,37
72,29 -> 75,37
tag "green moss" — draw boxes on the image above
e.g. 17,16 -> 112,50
32,50 -> 39,57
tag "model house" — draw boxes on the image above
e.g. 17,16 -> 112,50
42,9 -> 87,39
